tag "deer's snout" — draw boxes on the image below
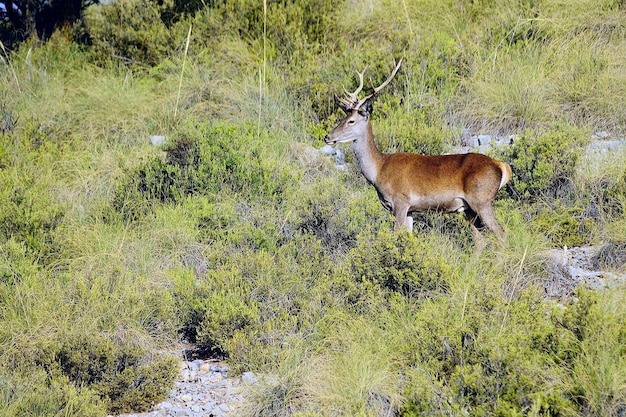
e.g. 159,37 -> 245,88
324,135 -> 335,145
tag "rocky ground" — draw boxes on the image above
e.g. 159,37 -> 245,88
546,245 -> 626,299
112,350 -> 259,417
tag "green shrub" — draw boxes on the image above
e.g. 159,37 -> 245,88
553,288 -> 626,415
399,286 -> 580,416
0,330 -> 177,415
173,266 -> 260,357
497,123 -> 590,202
285,177 -> 366,253
597,165 -> 626,218
375,97 -> 454,155
530,202 -> 595,247
593,238 -> 626,272
53,332 -> 178,413
0,238 -> 40,286
0,370 -> 106,417
111,123 -> 294,222
0,129 -> 66,261
85,0 -> 176,66
95,356 -> 179,413
349,229 -> 455,298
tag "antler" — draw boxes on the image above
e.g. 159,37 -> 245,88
337,59 -> 403,111
338,67 -> 366,110
354,58 -> 403,110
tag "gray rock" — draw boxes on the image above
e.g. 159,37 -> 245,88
157,402 -> 172,410
242,371 -> 258,385
319,144 -> 337,155
150,135 -> 166,146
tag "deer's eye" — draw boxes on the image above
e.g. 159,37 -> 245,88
348,119 -> 356,125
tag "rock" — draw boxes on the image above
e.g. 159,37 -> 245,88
319,144 -> 337,155
588,139 -> 626,152
150,135 -> 166,146
242,371 -> 258,385
157,402 -> 173,410
172,406 -> 188,416
545,246 -> 626,298
112,353 -> 248,417
467,136 -> 481,148
188,360 -> 203,372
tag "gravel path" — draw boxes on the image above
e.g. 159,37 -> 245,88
112,348 -> 258,417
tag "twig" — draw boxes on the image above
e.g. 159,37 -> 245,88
175,24 -> 192,119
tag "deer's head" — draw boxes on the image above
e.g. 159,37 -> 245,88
324,59 -> 402,145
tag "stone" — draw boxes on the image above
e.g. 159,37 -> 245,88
150,135 -> 166,146
188,360 -> 203,372
157,402 -> 173,410
242,372 -> 258,385
468,136 -> 481,147
319,144 -> 337,155
112,350 -> 250,417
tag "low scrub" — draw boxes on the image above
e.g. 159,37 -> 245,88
497,123 -> 590,202
111,123 -> 294,222
349,229 -> 455,298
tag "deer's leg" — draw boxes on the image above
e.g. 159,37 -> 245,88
404,215 -> 413,231
475,204 -> 505,239
464,208 -> 484,239
393,204 -> 412,232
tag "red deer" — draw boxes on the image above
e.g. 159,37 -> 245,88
324,59 -> 512,238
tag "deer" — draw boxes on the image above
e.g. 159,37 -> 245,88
324,59 -> 512,239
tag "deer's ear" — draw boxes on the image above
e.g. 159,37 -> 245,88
335,95 -> 351,114
359,97 -> 374,117
338,103 -> 351,114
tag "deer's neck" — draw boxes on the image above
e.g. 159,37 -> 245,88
351,123 -> 384,184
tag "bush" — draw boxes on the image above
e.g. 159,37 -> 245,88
284,176 -> 386,255
349,229 -> 455,298
84,0 -> 176,66
0,370 -> 106,417
498,123 -> 589,202
597,165 -> 626,218
173,266 -> 260,357
530,202 -> 595,247
593,238 -> 626,273
0,330 -> 178,415
375,97 -> 454,155
0,131 -> 65,262
53,332 -> 178,413
399,285 -> 579,416
111,123 -> 294,222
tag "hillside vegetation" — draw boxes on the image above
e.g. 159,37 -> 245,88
1,0 -> 626,415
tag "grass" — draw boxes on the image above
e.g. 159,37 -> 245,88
1,0 -> 626,416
